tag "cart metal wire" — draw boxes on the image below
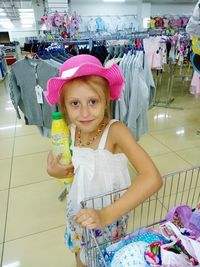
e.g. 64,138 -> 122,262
80,165 -> 200,267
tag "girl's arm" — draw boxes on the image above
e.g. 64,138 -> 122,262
101,121 -> 163,226
76,121 -> 163,229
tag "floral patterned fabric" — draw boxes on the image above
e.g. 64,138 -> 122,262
64,214 -> 129,254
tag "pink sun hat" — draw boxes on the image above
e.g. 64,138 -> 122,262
44,54 -> 124,106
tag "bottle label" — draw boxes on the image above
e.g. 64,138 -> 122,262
51,133 -> 71,165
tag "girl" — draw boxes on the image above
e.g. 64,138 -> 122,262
45,54 -> 163,267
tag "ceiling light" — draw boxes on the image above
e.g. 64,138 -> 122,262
0,9 -> 4,12
0,12 -> 7,16
0,18 -> 14,29
19,14 -> 34,18
18,9 -> 34,12
22,23 -> 33,25
20,16 -> 34,19
21,25 -> 33,28
20,18 -> 34,21
0,18 -> 10,22
0,23 -> 14,29
103,0 -> 125,2
21,20 -> 34,24
21,21 -> 34,23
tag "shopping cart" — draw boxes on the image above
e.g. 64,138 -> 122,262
80,165 -> 200,267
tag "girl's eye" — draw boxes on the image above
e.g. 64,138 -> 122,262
89,99 -> 98,105
71,101 -> 79,107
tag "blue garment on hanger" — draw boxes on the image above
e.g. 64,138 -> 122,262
95,17 -> 106,31
0,61 -> 5,77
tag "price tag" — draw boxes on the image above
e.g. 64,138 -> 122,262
35,84 -> 43,104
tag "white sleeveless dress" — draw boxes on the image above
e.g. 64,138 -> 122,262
64,119 -> 131,253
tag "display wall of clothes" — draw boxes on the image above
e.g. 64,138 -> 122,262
150,15 -> 190,31
39,12 -> 139,38
78,15 -> 139,34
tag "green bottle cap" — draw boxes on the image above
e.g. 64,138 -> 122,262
52,112 -> 63,120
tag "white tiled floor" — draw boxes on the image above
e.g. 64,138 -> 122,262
0,74 -> 200,267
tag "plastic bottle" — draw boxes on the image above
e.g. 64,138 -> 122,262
51,111 -> 73,185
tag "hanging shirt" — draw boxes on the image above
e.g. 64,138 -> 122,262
9,57 -> 58,129
114,51 -> 154,140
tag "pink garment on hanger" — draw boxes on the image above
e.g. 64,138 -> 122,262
178,18 -> 184,28
143,37 -> 163,69
190,71 -> 200,97
152,48 -> 163,69
163,18 -> 169,28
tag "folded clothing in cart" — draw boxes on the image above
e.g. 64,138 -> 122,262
158,222 -> 200,266
166,204 -> 200,239
100,227 -> 168,266
189,204 -> 200,237
104,222 -> 200,267
111,241 -> 149,267
98,204 -> 200,267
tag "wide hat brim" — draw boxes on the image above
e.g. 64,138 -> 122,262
44,62 -> 124,106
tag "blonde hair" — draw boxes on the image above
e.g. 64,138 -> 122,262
59,75 -> 112,124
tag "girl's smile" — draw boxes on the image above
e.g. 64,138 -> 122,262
79,120 -> 94,125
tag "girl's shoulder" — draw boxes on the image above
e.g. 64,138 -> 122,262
108,120 -> 131,141
109,120 -> 136,144
109,120 -> 127,132
108,120 -> 136,154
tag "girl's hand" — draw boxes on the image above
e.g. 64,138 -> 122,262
47,150 -> 74,179
75,208 -> 106,230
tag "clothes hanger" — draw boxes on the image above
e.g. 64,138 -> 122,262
25,51 -> 41,60
25,43 -> 41,60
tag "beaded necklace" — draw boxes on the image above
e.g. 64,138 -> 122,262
76,122 -> 106,147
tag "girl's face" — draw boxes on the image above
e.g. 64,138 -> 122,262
63,80 -> 106,133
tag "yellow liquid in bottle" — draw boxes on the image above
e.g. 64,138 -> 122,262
51,112 -> 73,185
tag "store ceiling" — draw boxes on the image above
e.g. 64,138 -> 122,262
0,0 -> 197,20
0,0 -> 34,20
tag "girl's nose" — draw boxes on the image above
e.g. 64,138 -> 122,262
80,105 -> 90,118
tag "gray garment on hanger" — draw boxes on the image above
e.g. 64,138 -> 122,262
9,58 -> 58,129
37,126 -> 51,138
47,59 -> 62,68
115,52 -> 154,140
126,52 -> 149,140
115,52 -> 132,123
